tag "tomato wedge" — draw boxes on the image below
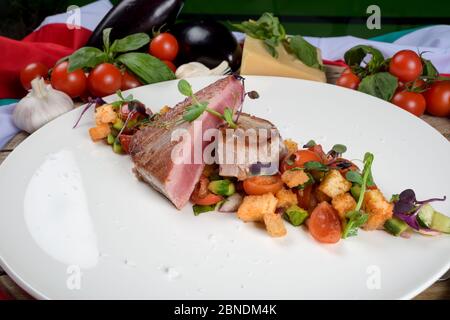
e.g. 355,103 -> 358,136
243,175 -> 283,195
282,149 -> 323,172
308,202 -> 342,243
297,185 -> 313,210
119,135 -> 133,154
191,192 -> 223,206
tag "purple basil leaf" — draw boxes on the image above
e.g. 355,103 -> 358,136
393,201 -> 415,215
399,189 -> 416,203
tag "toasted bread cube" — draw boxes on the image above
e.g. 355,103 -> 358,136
263,211 -> 287,237
332,193 -> 356,219
89,124 -> 111,141
284,139 -> 298,154
95,104 -> 117,125
281,169 -> 310,188
237,193 -> 277,222
276,188 -> 298,208
318,170 -> 352,198
159,105 -> 171,115
362,189 -> 393,230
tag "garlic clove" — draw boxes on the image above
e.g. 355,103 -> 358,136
175,61 -> 231,79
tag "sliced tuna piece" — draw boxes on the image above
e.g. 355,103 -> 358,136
130,76 -> 244,209
217,113 -> 286,180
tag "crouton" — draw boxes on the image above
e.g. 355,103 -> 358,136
332,193 -> 356,219
89,124 -> 111,141
263,211 -> 287,237
159,105 -> 171,115
276,188 -> 298,208
362,189 -> 393,230
317,170 -> 352,198
284,139 -> 298,154
95,104 -> 117,125
281,169 -> 310,188
237,193 -> 277,222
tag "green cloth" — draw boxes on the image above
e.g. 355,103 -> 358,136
370,26 -> 428,43
0,99 -> 19,107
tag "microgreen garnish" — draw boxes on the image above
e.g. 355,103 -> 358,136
73,97 -> 106,129
331,144 -> 347,155
177,79 -> 238,128
303,161 -> 329,172
111,90 -> 134,108
303,140 -> 316,148
392,189 -> 446,230
342,152 -> 374,238
345,170 -> 363,185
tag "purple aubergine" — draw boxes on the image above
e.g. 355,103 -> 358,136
87,0 -> 184,48
171,20 -> 242,71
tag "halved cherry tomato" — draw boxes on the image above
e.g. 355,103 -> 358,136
307,144 -> 327,161
297,185 -> 312,210
162,60 -> 177,72
191,193 -> 223,206
308,202 -> 342,244
329,158 -> 359,175
282,149 -> 322,172
20,62 -> 49,90
119,135 -> 133,154
190,175 -> 224,205
243,175 -> 283,195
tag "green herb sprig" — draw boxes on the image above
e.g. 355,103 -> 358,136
177,80 -> 238,128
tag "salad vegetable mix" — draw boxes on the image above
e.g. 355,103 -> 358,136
85,78 -> 449,244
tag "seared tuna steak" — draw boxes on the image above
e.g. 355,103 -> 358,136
130,76 -> 244,209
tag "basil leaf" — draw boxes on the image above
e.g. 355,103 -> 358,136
422,59 -> 438,78
68,47 -> 107,72
183,103 -> 207,122
116,53 -> 175,84
344,45 -> 385,73
111,33 -> 150,53
288,35 -> 322,70
103,28 -> 112,52
346,170 -> 363,185
178,79 -> 193,97
357,72 -> 398,101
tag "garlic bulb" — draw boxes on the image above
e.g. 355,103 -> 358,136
13,77 -> 74,133
175,61 -> 231,79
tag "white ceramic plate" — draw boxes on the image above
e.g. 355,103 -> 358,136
0,76 -> 449,300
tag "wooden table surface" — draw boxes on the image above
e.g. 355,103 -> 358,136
0,115 -> 449,300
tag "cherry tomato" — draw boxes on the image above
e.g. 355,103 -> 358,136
118,135 -> 133,154
423,81 -> 450,117
149,33 -> 179,61
87,63 -> 122,97
297,185 -> 312,210
391,91 -> 426,117
308,202 -> 342,244
307,144 -> 327,161
243,175 -> 283,195
20,62 -> 49,90
282,149 -> 322,172
336,72 -> 360,90
121,71 -> 141,91
389,50 -> 423,83
162,60 -> 177,72
50,61 -> 87,98
191,175 -> 223,205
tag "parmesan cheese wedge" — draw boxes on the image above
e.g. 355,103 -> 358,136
240,36 -> 327,82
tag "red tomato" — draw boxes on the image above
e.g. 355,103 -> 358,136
282,149 -> 322,172
121,71 -> 141,91
20,62 -> 49,90
50,61 -> 87,98
297,185 -> 312,210
243,175 -> 283,195
162,60 -> 177,72
336,72 -> 360,90
389,50 -> 423,82
87,63 -> 122,97
423,81 -> 450,117
308,202 -> 342,244
391,91 -> 426,117
118,135 -> 132,154
149,33 -> 179,61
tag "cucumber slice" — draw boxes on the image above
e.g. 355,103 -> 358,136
431,211 -> 450,234
417,204 -> 434,228
384,217 -> 409,236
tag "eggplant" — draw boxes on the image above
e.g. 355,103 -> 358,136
87,0 -> 184,48
171,20 -> 242,71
